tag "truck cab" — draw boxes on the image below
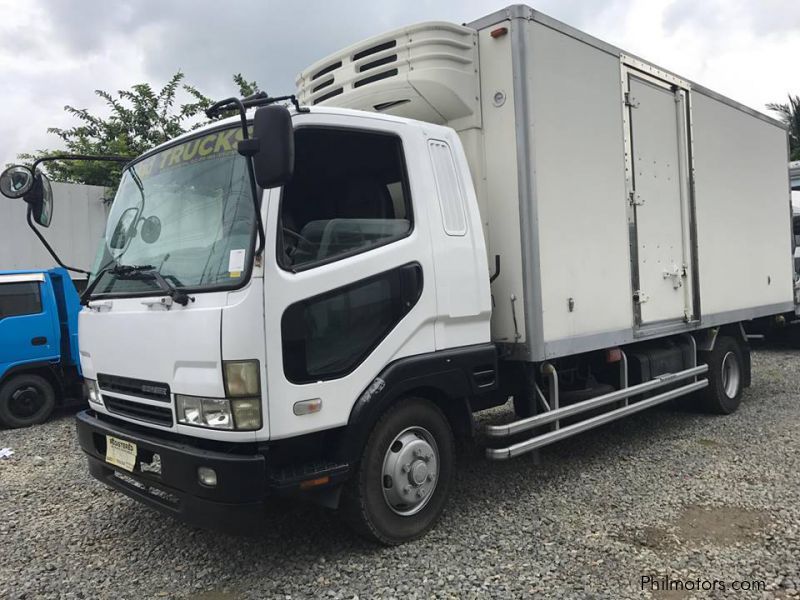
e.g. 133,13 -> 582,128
70,106 -> 494,540
0,267 -> 82,427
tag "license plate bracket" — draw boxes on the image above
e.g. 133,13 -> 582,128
105,435 -> 137,472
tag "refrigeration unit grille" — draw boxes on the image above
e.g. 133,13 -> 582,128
296,22 -> 480,129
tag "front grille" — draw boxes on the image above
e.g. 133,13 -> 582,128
103,395 -> 173,427
97,373 -> 171,402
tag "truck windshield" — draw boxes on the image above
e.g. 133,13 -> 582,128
88,126 -> 255,297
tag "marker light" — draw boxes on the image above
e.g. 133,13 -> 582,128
293,398 -> 322,416
85,379 -> 103,405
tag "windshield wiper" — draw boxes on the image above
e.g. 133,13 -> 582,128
81,263 -> 154,304
138,268 -> 194,307
80,264 -> 194,307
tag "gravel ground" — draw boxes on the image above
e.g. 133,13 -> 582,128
1,348 -> 799,599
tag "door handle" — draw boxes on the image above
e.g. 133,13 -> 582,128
399,264 -> 423,314
31,337 -> 47,346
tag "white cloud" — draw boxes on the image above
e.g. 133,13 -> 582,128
0,0 -> 797,169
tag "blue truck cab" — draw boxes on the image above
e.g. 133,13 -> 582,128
0,267 -> 83,428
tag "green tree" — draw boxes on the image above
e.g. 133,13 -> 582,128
767,94 -> 800,161
20,71 -> 261,187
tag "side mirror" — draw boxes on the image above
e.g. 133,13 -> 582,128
0,165 -> 35,199
30,173 -> 53,228
0,165 -> 53,227
243,104 -> 294,189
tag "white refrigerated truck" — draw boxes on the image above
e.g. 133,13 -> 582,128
3,5 -> 794,544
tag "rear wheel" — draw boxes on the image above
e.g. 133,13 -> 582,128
699,336 -> 745,415
0,374 -> 56,428
340,397 -> 455,545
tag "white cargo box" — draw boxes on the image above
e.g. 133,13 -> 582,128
297,4 -> 795,362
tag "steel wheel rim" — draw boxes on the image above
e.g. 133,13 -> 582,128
9,385 -> 45,419
381,426 -> 439,516
721,351 -> 741,399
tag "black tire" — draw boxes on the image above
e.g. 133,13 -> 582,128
0,374 -> 56,428
340,397 -> 455,545
699,336 -> 745,415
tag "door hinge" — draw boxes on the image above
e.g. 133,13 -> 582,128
633,290 -> 649,304
625,92 -> 640,108
628,191 -> 644,206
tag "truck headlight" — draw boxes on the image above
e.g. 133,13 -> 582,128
230,398 -> 262,430
176,395 -> 262,431
176,360 -> 262,431
176,395 -> 233,430
85,379 -> 102,405
223,360 -> 260,397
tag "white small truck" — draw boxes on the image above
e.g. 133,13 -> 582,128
3,5 -> 795,544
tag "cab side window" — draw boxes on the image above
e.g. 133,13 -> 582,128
0,282 -> 42,319
278,128 -> 412,270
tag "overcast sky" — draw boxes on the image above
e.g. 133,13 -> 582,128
0,0 -> 797,168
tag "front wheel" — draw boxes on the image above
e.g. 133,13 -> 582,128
0,373 -> 56,428
340,397 -> 455,545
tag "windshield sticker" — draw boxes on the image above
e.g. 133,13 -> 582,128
228,249 -> 246,276
133,126 -> 251,179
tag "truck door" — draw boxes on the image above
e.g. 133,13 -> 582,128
0,273 -> 60,375
623,64 -> 695,326
262,115 -> 437,439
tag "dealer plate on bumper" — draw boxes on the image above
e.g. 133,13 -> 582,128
106,435 -> 137,472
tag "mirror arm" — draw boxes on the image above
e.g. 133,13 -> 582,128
18,155 -> 131,277
31,154 -> 132,172
208,96 -> 266,257
25,204 -> 90,275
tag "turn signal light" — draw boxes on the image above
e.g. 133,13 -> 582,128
293,398 -> 322,416
299,475 -> 330,490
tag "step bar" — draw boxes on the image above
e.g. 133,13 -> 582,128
485,364 -> 708,460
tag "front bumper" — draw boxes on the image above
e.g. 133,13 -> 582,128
76,410 -> 267,530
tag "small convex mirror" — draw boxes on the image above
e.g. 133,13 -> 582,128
140,215 -> 161,244
109,206 -> 138,249
0,165 -> 35,199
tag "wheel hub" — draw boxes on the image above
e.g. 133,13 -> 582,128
10,385 -> 43,419
382,426 -> 439,516
721,351 -> 741,399
410,460 -> 429,486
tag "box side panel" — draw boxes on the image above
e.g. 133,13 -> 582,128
523,21 -> 633,348
692,92 -> 794,316
0,182 -> 108,282
477,22 -> 528,345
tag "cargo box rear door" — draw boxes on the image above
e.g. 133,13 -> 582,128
623,63 -> 696,327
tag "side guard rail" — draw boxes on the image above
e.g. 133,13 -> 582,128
486,364 -> 708,438
485,365 -> 708,460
